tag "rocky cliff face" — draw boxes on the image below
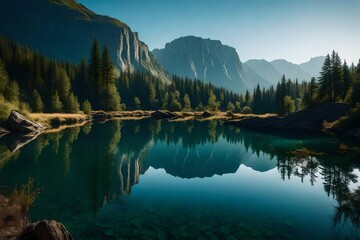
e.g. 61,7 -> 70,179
152,36 -> 268,92
0,0 -> 170,83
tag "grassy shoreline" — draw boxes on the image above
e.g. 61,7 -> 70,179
28,111 -> 276,127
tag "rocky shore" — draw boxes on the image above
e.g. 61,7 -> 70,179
0,195 -> 72,240
225,103 -> 350,133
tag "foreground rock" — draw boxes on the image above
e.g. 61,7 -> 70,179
5,111 -> 45,133
19,220 -> 73,240
151,110 -> 178,119
0,195 -> 28,240
225,103 -> 350,132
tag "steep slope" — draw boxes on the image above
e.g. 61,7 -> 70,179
0,0 -> 169,83
152,36 -> 270,92
271,59 -> 312,81
300,56 -> 326,79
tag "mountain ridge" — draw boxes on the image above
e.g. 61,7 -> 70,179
0,0 -> 170,83
152,36 -> 272,93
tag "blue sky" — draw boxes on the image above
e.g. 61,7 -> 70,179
77,0 -> 360,64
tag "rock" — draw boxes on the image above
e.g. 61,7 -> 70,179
202,111 -> 213,118
225,111 -> 234,117
19,220 -> 73,240
0,127 -> 9,138
5,110 -> 45,133
225,103 -> 350,132
151,110 -> 177,119
0,195 -> 28,240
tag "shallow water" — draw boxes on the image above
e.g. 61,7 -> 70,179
0,119 -> 360,239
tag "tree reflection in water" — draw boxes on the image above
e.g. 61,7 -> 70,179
0,119 -> 359,233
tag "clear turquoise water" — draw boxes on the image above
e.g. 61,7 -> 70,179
0,119 -> 360,239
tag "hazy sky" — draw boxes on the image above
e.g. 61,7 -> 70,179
77,0 -> 360,64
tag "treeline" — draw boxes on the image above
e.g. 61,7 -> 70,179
246,51 -> 360,115
1,34 -> 359,120
0,35 -> 243,121
117,72 -> 241,111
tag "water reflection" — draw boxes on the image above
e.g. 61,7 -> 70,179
0,119 -> 359,237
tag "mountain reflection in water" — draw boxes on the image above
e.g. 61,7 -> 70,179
0,119 -> 359,239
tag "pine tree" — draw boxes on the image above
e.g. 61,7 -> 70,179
183,93 -> 191,111
101,46 -> 121,111
226,102 -> 235,112
4,80 -> 20,105
32,89 -> 44,112
303,77 -> 318,109
253,84 -> 262,114
169,91 -> 182,111
283,96 -> 295,114
342,60 -> 352,101
51,90 -> 63,112
318,54 -> 332,102
0,59 -> 9,95
331,51 -> 343,101
148,83 -> 158,109
82,100 -> 92,114
89,40 -> 102,108
67,93 -> 80,113
207,90 -> 219,111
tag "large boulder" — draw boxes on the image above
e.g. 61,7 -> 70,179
225,103 -> 350,132
0,195 -> 28,240
19,220 -> 72,240
151,110 -> 177,119
5,111 -> 45,133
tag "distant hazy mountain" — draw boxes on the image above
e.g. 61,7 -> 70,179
271,59 -> 312,81
244,57 -> 325,84
244,59 -> 282,85
152,36 -> 272,92
0,0 -> 170,83
299,56 -> 326,79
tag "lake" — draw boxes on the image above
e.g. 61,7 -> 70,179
0,119 -> 360,239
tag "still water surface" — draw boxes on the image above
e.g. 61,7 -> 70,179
0,119 -> 360,239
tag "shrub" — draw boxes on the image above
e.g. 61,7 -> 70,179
9,177 -> 41,210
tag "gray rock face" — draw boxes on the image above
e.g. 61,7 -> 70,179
19,220 -> 73,240
0,0 -> 170,83
5,110 -> 45,133
153,36 -> 271,92
226,103 -> 350,132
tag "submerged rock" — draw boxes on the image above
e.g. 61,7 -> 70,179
151,110 -> 177,119
225,103 -> 349,132
5,110 -> 45,133
19,220 -> 73,240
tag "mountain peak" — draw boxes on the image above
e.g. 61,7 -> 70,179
152,36 -> 272,92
